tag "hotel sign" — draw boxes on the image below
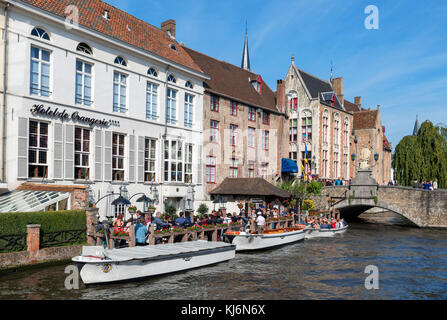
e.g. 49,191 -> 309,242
30,104 -> 119,128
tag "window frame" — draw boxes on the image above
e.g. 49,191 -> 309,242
144,138 -> 157,182
28,120 -> 49,179
112,133 -> 126,181
206,156 -> 216,183
74,127 -> 90,180
30,45 -> 51,97
113,71 -> 128,113
210,95 -> 219,112
146,81 -> 158,120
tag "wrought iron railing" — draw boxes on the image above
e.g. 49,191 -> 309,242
40,229 -> 87,249
0,234 -> 27,253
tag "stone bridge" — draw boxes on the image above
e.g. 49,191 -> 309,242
311,170 -> 447,228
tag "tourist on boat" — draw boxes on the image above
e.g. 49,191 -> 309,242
256,212 -> 265,234
113,214 -> 125,233
135,220 -> 148,246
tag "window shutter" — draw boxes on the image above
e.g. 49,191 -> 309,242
64,124 -> 74,180
17,118 -> 28,180
137,136 -> 144,182
104,131 -> 112,181
128,135 -> 135,182
196,145 -> 202,184
53,123 -> 63,180
94,129 -> 103,181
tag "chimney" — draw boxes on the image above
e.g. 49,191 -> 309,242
161,19 -> 176,38
332,77 -> 344,106
276,79 -> 286,113
354,96 -> 362,108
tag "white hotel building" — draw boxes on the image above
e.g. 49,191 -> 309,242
0,0 -> 209,218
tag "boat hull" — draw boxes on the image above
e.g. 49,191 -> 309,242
72,241 -> 236,285
304,226 -> 348,239
232,229 -> 307,251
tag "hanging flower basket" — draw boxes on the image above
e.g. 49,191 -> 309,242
237,202 -> 244,209
249,202 -> 255,208
128,205 -> 137,214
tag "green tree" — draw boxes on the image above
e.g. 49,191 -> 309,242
393,121 -> 447,188
278,179 -> 323,213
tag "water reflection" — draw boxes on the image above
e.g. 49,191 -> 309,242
1,221 -> 446,300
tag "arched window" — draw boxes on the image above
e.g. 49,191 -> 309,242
148,67 -> 158,77
31,27 -> 50,40
185,81 -> 193,89
167,74 -> 176,83
76,42 -> 93,55
114,56 -> 127,67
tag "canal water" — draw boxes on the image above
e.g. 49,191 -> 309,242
1,213 -> 446,300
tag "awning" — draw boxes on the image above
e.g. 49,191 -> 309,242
0,190 -> 70,213
282,158 -> 298,173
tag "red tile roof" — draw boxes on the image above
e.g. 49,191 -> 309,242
344,99 -> 362,113
353,110 -> 379,130
183,46 -> 279,113
19,0 -> 202,73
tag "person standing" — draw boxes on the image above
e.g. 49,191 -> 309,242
135,219 -> 148,246
256,212 -> 265,234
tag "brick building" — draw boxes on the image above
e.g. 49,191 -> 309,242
183,47 -> 289,199
341,92 -> 392,185
283,57 -> 354,182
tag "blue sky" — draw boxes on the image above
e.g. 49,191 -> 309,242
105,0 -> 447,148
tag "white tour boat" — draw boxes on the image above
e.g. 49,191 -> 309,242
304,225 -> 349,239
225,227 -> 307,251
72,240 -> 236,285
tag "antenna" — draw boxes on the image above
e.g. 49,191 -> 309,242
330,60 -> 334,82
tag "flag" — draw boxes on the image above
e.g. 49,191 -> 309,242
331,94 -> 335,107
301,163 -> 306,181
305,143 -> 309,158
307,164 -> 312,182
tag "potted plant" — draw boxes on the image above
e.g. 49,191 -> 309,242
187,225 -> 202,232
237,202 -> 244,209
248,202 -> 255,209
128,205 -> 137,214
147,204 -> 156,213
172,226 -> 184,233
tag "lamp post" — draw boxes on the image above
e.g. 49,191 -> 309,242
354,136 -> 358,176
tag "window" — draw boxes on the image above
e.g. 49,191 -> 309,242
261,163 -> 268,179
167,74 -> 176,83
166,88 -> 177,124
28,120 -> 48,178
113,71 -> 127,113
30,46 -> 51,97
322,150 -> 328,178
289,152 -> 297,161
230,101 -> 237,116
184,144 -> 193,184
334,152 -> 339,178
210,120 -> 219,143
74,127 -> 90,180
290,119 -> 298,142
230,158 -> 238,178
290,97 -> 298,111
112,133 -> 125,181
206,156 -> 216,183
334,119 -> 340,146
302,117 -> 312,141
210,95 -> 219,112
248,161 -> 255,178
148,67 -> 158,77
146,82 -> 158,120
248,107 -> 256,121
343,153 -> 348,180
262,130 -> 269,150
144,138 -> 157,182
164,140 -> 183,182
76,42 -> 93,55
262,111 -> 270,125
344,120 -> 349,145
114,56 -> 127,67
184,94 -> 194,128
75,60 -> 93,106
185,81 -> 193,89
230,124 -> 238,146
31,27 -> 50,40
323,115 -> 329,143
248,127 -> 255,148
301,151 -> 312,174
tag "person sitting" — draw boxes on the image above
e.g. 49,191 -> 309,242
184,212 -> 193,227
113,214 -> 124,233
153,212 -> 171,230
135,218 -> 148,246
175,211 -> 188,228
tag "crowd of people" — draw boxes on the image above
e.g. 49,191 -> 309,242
413,179 -> 438,191
302,216 -> 347,230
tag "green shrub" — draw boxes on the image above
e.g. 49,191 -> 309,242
0,210 -> 86,235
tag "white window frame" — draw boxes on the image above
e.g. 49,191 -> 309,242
184,93 -> 194,128
146,81 -> 158,120
75,60 -> 93,106
113,71 -> 127,113
30,46 -> 51,97
144,138 -> 157,182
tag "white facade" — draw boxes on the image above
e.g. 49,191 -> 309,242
4,3 -> 208,219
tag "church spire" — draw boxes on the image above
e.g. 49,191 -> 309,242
413,115 -> 420,136
241,22 -> 250,71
